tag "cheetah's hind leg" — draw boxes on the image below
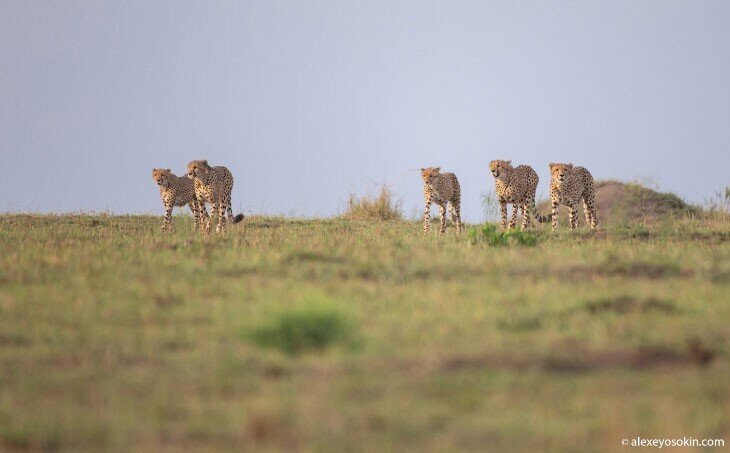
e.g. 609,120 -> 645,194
438,204 -> 447,234
227,206 -> 239,224
448,203 -> 457,233
521,201 -> 532,230
226,197 -> 245,224
449,203 -> 462,234
189,200 -> 200,231
215,202 -> 223,233
584,193 -> 598,229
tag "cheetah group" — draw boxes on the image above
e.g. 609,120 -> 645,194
152,160 -> 244,234
152,159 -> 597,235
421,161 -> 597,235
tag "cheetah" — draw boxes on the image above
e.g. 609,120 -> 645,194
548,163 -> 598,230
186,160 -> 244,233
489,160 -> 551,230
421,167 -> 462,235
152,168 -> 201,231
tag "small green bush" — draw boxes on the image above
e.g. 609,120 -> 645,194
504,228 -> 539,246
248,306 -> 353,356
468,223 -> 538,247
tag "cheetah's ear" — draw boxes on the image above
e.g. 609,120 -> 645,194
548,163 -> 556,169
506,160 -> 512,166
202,160 -> 210,169
567,163 -> 574,169
166,168 -> 171,172
420,168 -> 425,172
434,167 -> 441,173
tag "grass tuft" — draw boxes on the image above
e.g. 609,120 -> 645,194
341,186 -> 403,221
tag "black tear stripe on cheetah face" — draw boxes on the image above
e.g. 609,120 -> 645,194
489,160 -> 551,230
548,163 -> 598,230
152,168 -> 201,231
421,167 -> 462,235
186,160 -> 245,234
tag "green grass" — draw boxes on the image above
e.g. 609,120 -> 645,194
0,214 -> 728,451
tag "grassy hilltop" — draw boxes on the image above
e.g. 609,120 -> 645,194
0,201 -> 729,450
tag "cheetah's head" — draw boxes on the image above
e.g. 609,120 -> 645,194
489,160 -> 512,181
187,160 -> 211,180
152,168 -> 173,188
549,163 -> 574,185
420,167 -> 441,184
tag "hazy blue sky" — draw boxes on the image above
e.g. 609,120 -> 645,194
1,0 -> 728,221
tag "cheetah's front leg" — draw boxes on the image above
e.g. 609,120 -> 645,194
508,203 -> 519,229
161,204 -> 173,231
423,198 -> 432,234
449,203 -> 462,234
568,201 -> 578,230
210,201 -> 220,233
551,199 -> 559,230
500,200 -> 508,230
198,199 -> 211,233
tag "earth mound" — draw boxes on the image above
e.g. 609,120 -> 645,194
537,180 -> 698,225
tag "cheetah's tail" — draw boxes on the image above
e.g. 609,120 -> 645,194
531,202 -> 552,223
232,213 -> 245,224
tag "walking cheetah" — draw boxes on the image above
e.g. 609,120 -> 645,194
152,168 -> 201,231
548,163 -> 598,230
421,167 -> 462,235
186,160 -> 244,233
489,160 -> 551,230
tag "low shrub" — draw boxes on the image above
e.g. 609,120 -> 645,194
468,223 -> 538,247
248,305 -> 353,356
